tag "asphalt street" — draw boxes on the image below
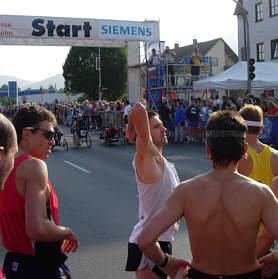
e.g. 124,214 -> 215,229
0,131 -> 211,279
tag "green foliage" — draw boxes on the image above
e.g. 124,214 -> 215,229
0,96 -> 16,106
63,47 -> 127,101
0,84 -> 8,91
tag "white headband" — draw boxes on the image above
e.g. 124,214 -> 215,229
244,120 -> 263,127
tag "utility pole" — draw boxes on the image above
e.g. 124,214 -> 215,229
233,0 -> 251,93
96,48 -> 102,101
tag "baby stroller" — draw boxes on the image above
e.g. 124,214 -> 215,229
104,126 -> 121,146
104,124 -> 129,146
52,126 -> 68,151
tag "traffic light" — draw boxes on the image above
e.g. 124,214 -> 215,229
248,58 -> 256,81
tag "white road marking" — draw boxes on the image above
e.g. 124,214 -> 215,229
64,160 -> 91,174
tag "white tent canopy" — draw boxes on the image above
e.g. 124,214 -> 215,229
193,61 -> 278,90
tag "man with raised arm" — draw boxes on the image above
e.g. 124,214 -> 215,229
125,102 -> 185,279
0,105 -> 79,279
138,110 -> 278,279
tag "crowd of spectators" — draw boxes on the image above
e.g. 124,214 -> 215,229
0,99 -> 129,131
1,91 -> 277,144
157,91 -> 278,143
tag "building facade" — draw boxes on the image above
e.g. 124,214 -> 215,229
235,0 -> 278,63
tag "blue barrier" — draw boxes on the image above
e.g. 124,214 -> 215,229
259,116 -> 278,145
0,89 -> 56,96
147,65 -> 165,88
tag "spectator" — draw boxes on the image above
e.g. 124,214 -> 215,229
244,91 -> 254,105
190,46 -> 202,81
227,97 -> 237,112
186,98 -> 200,142
200,100 -> 210,142
214,95 -> 221,111
161,46 -> 176,86
174,101 -> 185,144
158,100 -> 174,143
266,101 -> 278,117
149,48 -> 161,67
123,100 -> 131,124
236,97 -> 244,111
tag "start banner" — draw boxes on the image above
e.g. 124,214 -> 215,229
0,15 -> 160,46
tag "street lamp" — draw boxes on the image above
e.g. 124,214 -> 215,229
96,48 -> 102,101
233,0 -> 251,92
40,86 -> 43,103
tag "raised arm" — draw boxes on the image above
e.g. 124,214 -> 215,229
127,102 -> 159,157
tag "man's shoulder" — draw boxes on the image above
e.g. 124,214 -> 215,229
17,156 -> 46,175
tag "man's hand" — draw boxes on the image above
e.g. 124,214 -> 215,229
259,252 -> 278,278
61,230 -> 79,253
167,258 -> 190,279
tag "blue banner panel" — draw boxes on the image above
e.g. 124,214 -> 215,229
8,81 -> 17,98
259,117 -> 278,145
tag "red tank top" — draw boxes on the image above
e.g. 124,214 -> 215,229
0,154 -> 59,256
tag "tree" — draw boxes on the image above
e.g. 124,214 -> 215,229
0,84 -> 8,91
63,47 -> 127,101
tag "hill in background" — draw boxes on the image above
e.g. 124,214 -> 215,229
0,74 -> 65,90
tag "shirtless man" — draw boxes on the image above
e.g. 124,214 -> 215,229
137,110 -> 278,279
125,102 -> 181,279
0,105 -> 79,279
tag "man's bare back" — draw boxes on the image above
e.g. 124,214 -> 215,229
182,169 -> 266,274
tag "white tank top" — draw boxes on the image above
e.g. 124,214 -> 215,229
129,156 -> 180,243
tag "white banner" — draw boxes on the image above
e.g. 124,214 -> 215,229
0,15 -> 160,46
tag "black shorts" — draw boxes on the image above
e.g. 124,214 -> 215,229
188,268 -> 262,279
191,65 -> 200,76
3,252 -> 71,279
125,241 -> 172,279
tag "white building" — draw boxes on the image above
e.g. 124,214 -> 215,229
235,0 -> 278,97
235,0 -> 278,63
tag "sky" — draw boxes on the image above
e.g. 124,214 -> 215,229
0,0 -> 238,82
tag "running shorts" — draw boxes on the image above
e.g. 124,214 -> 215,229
3,252 -> 71,279
125,241 -> 172,279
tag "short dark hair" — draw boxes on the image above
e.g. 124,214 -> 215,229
13,104 -> 56,143
147,111 -> 159,120
0,114 -> 15,153
206,110 -> 247,168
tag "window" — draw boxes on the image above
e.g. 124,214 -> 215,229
257,43 -> 265,61
255,3 -> 263,21
271,39 -> 278,59
241,47 -> 246,61
270,0 -> 278,16
211,57 -> 218,66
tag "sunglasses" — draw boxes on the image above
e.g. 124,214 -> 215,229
26,127 -> 55,140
